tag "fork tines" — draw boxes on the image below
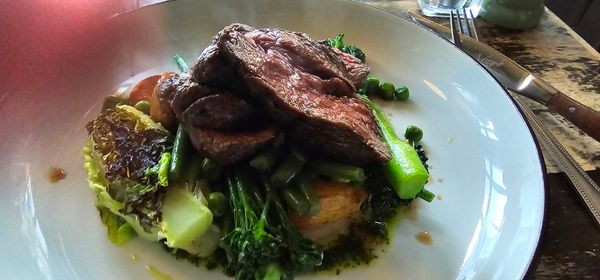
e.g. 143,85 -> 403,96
449,10 -> 463,48
450,8 -> 479,44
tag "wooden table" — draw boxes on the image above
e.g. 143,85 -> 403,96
361,1 -> 600,278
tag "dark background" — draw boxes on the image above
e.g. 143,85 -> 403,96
547,0 -> 600,51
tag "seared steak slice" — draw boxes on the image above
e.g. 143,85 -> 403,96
192,25 -> 254,95
155,72 -> 207,117
245,28 -> 356,96
220,29 -> 390,164
194,24 -> 356,98
158,62 -> 276,164
331,47 -> 370,88
178,89 -> 276,163
158,71 -> 260,129
181,94 -> 259,129
170,84 -> 218,116
185,125 -> 277,165
191,45 -> 233,87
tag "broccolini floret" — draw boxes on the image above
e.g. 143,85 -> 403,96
263,178 -> 324,275
220,171 -> 283,280
219,169 -> 324,280
327,33 -> 366,62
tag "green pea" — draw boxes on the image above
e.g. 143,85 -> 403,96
379,82 -> 396,100
208,192 -> 227,217
394,86 -> 410,101
364,77 -> 380,96
134,100 -> 151,115
405,125 -> 424,143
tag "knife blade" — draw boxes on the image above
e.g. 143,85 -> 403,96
405,12 -> 600,142
402,12 -> 600,227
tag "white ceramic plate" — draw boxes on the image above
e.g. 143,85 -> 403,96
0,0 -> 545,279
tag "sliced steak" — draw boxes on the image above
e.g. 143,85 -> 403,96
194,24 -> 356,98
184,125 -> 277,165
192,24 -> 254,94
170,84 -> 218,116
181,94 -> 259,129
157,71 -> 258,124
245,28 -> 356,96
161,37 -> 275,164
155,72 -> 207,117
191,44 -> 234,87
220,28 -> 390,164
331,47 -> 370,88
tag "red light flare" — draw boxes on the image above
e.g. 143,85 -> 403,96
0,0 -> 139,88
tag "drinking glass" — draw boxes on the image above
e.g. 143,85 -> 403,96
418,0 -> 484,17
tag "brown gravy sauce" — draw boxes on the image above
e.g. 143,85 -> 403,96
404,200 -> 419,220
415,231 -> 432,245
48,167 -> 66,183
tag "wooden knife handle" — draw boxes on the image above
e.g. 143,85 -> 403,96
546,92 -> 600,142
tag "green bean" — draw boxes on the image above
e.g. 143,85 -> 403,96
310,159 -> 365,182
361,96 -> 430,200
379,82 -> 396,100
364,77 -> 380,96
208,192 -> 227,217
173,54 -> 190,72
134,100 -> 151,115
202,158 -> 221,182
349,180 -> 366,189
281,188 -> 311,216
394,86 -> 410,101
169,124 -> 190,181
417,189 -> 436,202
237,169 -> 264,208
288,144 -> 308,162
270,152 -> 305,188
330,177 -> 351,183
303,167 -> 320,180
296,173 -> 320,216
249,146 -> 282,172
405,125 -> 424,144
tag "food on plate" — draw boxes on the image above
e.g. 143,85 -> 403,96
83,23 -> 433,279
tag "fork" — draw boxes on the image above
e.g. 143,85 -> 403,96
450,9 -> 600,226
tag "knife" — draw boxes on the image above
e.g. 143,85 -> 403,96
404,12 -> 600,227
406,12 -> 600,142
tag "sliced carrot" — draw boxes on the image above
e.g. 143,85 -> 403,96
128,75 -> 162,105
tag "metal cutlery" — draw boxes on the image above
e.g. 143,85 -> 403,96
448,9 -> 600,227
408,11 -> 600,142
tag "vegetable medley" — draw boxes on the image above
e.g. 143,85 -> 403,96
83,28 -> 433,280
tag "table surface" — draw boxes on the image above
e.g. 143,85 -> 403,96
360,1 -> 600,279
